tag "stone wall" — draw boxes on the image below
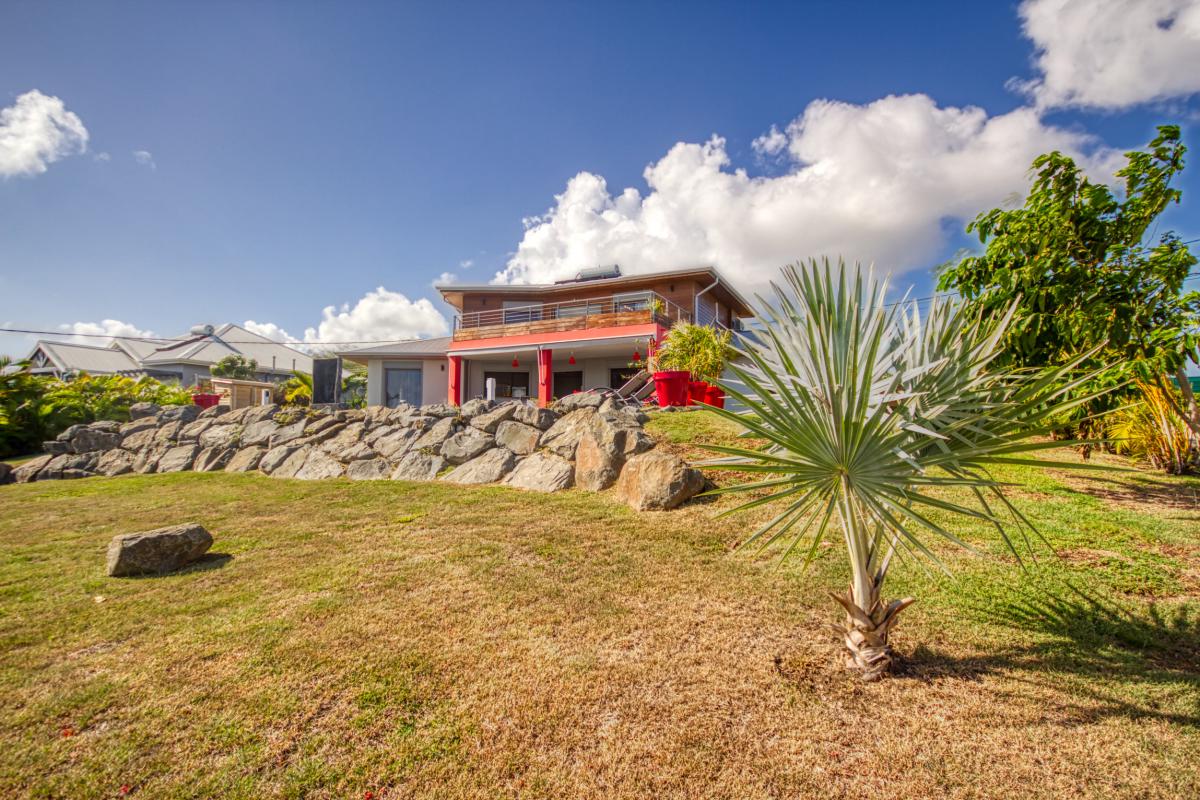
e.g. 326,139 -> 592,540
1,394 -> 705,511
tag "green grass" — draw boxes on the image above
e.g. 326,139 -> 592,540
1,412 -> 1199,798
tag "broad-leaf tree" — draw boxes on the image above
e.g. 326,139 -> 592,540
210,354 -> 259,379
938,125 -> 1199,448
707,259 -> 1109,680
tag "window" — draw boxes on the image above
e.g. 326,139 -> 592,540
385,368 -> 423,408
610,367 -> 641,389
484,371 -> 530,399
613,291 -> 652,312
502,300 -> 541,324
553,371 -> 582,395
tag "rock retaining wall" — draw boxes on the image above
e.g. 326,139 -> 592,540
1,396 -> 705,511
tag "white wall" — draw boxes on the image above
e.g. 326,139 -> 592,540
361,357 -> 447,407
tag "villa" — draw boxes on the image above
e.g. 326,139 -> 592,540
339,266 -> 753,408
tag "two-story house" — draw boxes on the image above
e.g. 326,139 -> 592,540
339,266 -> 753,408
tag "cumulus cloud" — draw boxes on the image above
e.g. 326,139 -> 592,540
459,259 -> 475,269
132,150 -> 156,169
751,125 -> 788,157
495,94 -> 1119,294
0,90 -> 89,178
434,271 -> 459,287
243,320 -> 300,344
302,287 -> 449,343
58,319 -> 155,345
1016,0 -> 1200,109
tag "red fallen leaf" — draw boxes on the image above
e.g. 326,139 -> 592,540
119,785 -> 131,795
60,727 -> 74,738
364,792 -> 374,800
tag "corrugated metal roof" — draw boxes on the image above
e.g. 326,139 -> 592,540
337,336 -> 451,359
30,341 -> 141,374
140,323 -> 313,373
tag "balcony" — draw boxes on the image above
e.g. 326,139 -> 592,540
452,292 -> 692,342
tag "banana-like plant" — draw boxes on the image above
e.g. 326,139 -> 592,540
704,259 -> 1110,680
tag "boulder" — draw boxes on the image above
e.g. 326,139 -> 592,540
12,454 -> 53,483
319,422 -> 365,454
459,398 -> 494,419
153,421 -> 183,445
96,449 -> 136,477
133,445 -> 166,474
197,403 -> 230,420
391,450 -> 446,481
120,428 -> 158,452
440,428 -> 494,464
260,444 -> 304,475
299,421 -> 346,446
346,457 -> 391,480
156,444 -> 200,473
160,404 -> 202,424
268,419 -> 307,449
106,523 -> 213,577
177,418 -> 213,444
373,428 -> 420,461
89,420 -> 122,433
224,446 -> 265,473
243,404 -> 280,425
614,451 -> 704,511
494,420 -> 540,455
334,408 -> 366,423
504,452 -> 574,492
414,417 -> 459,450
470,403 -> 518,433
119,417 -> 158,437
574,430 -> 623,491
331,442 -> 376,463
56,424 -> 88,443
199,424 -> 241,450
589,411 -> 653,459
421,403 -> 460,418
193,447 -> 236,472
41,452 -> 99,479
42,440 -> 72,455
552,391 -> 605,412
304,414 -> 342,437
294,449 -> 346,480
70,429 -> 120,453
128,402 -> 161,420
442,447 -> 517,485
0,462 -> 11,485
240,419 -> 279,447
269,446 -> 311,478
538,408 -> 598,459
512,403 -> 558,430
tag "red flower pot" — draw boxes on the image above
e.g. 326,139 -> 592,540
688,380 -> 710,405
704,384 -> 725,409
653,371 -> 690,407
191,393 -> 221,409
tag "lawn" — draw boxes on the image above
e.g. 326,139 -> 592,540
1,411 -> 1198,799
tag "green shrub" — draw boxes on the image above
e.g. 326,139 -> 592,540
211,355 -> 258,379
654,322 -> 733,382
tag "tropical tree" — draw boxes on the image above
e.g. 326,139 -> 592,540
706,259 -> 1109,680
937,125 -> 1199,452
283,371 -> 313,406
210,354 -> 259,379
655,322 -> 734,382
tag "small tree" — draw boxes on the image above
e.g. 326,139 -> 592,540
210,355 -> 259,380
655,322 -> 733,382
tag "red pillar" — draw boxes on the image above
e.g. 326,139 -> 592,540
537,348 -> 552,408
448,355 -> 463,405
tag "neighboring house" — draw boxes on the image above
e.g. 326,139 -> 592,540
338,266 -> 753,408
25,323 -> 312,384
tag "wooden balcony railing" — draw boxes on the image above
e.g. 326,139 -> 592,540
453,292 -> 692,342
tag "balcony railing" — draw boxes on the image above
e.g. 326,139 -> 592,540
453,291 -> 692,342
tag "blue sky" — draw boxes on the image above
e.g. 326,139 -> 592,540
1,0 -> 1198,356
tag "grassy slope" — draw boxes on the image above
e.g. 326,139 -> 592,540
0,411 -> 1197,799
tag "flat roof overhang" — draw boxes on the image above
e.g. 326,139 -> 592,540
447,324 -> 662,357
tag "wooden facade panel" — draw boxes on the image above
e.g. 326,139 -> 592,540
453,309 -> 665,342
458,277 -> 706,315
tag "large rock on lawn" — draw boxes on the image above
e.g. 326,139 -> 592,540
157,444 -> 200,473
294,449 -> 345,480
160,404 -> 202,424
128,402 -> 161,420
421,403 -> 460,418
372,428 -> 420,461
70,428 -> 121,453
0,462 -> 11,485
575,429 -> 623,491
539,408 -> 597,459
199,424 -> 241,450
120,417 -> 158,438
505,452 -> 573,492
259,444 -> 302,475
106,523 -> 213,577
42,452 -> 98,479
615,450 -> 705,511
198,403 -> 230,420
120,427 -> 159,452
243,404 -> 280,425
494,420 -> 540,455
469,403 -> 517,433
225,446 -> 265,473
589,410 -> 653,459
239,419 -> 278,447
442,447 -> 517,484
96,449 -> 136,477
459,398 -> 493,419
268,419 -> 307,449
414,417 -> 459,450
346,457 -> 391,480
441,428 -> 494,464
512,403 -> 557,430
177,418 -> 213,444
552,391 -> 606,412
390,451 -> 446,481
12,454 -> 53,483
194,446 -> 236,472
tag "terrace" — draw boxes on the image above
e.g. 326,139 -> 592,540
451,291 -> 693,342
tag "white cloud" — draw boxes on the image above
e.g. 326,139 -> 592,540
93,152 -> 111,162
0,90 -> 89,178
243,320 -> 300,344
495,94 -> 1119,294
1016,0 -> 1200,109
132,150 -> 156,169
751,125 -> 788,157
434,271 -> 459,287
459,259 -> 475,269
302,287 -> 449,343
57,319 -> 155,345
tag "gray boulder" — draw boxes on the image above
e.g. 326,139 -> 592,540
331,442 -> 375,462
106,523 -> 213,577
294,449 -> 345,480
42,452 -> 98,480
128,402 -> 161,420
194,447 -> 236,472
89,420 -> 122,433
442,447 -> 517,484
160,404 -> 202,424
120,428 -> 158,452
504,452 -> 574,492
512,403 -> 558,430
373,428 -> 420,461
70,428 -> 120,453
157,444 -> 200,473
470,403 -> 518,433
12,454 -> 53,483
538,408 -> 598,459
198,403 -> 230,420
240,419 -> 279,447
96,449 -> 136,477
0,462 -> 11,485
56,424 -> 87,442
574,429 -> 623,491
269,419 -> 307,449
153,421 -> 183,445
552,391 -> 606,412
133,445 -> 166,474
177,418 -> 213,444
414,417 -> 459,450
269,446 -> 312,478
224,446 -> 265,473
259,444 -> 302,475
42,440 -> 72,455
119,417 -> 158,437
391,450 -> 446,481
494,420 -> 540,455
421,403 -> 460,418
243,404 -> 280,425
346,457 -> 391,480
199,424 -> 241,450
459,398 -> 493,419
441,428 -> 494,464
319,422 -> 365,453
303,414 -> 341,437
589,411 -> 653,459
614,450 -> 705,511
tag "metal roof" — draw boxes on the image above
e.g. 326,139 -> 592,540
336,336 -> 452,359
138,323 -> 312,373
27,340 -> 141,374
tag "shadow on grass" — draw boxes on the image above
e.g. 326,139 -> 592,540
896,583 -> 1200,726
124,553 -> 234,578
1067,472 -> 1200,516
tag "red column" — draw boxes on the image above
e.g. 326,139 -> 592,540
448,355 -> 463,405
537,348 -> 552,408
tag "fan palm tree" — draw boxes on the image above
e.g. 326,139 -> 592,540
704,259 -> 1110,680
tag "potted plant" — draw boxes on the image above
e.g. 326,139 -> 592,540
654,322 -> 732,406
